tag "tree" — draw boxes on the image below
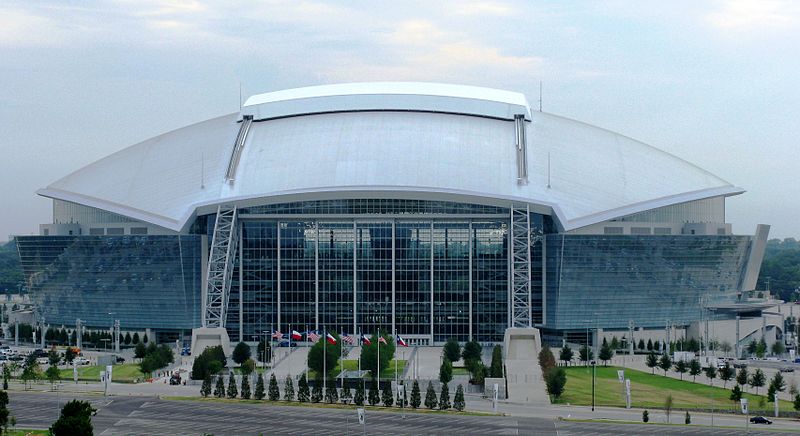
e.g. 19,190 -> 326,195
326,385 -> 339,404
544,367 -> 567,399
772,341 -> 786,356
538,345 -> 556,373
685,411 -> 691,425
132,332 -> 140,344
21,355 -> 40,388
610,336 -> 619,350
462,340 -> 482,365
490,345 -> 504,378
50,400 -> 94,436
638,339 -> 645,350
284,377 -> 295,401
410,380 -> 421,409
737,367 -> 749,389
673,360 -> 688,380
354,380 -> 365,406
749,368 -> 766,395
642,410 -> 649,423
142,333 -> 148,343
579,345 -> 594,364
794,393 -> 800,412
560,344 -> 574,366
307,332 -> 342,377
46,365 -> 61,387
298,374 -> 310,402
747,339 -> 757,355
124,332 -> 132,345
2,365 -> 8,390
268,374 -> 280,401
438,383 -> 451,410
134,342 -> 147,359
444,338 -> 461,362
254,374 -> 265,400
424,382 -> 438,409
201,375 -> 212,397
730,385 -> 743,402
367,380 -> 380,406
646,339 -> 653,351
340,386 -> 352,404
646,352 -> 658,374
48,348 -> 61,366
439,358 -> 453,384
227,374 -> 238,399
214,375 -> 225,398
664,394 -> 673,424
756,338 -> 767,358
191,346 -> 226,380
0,391 -> 8,432
453,384 -> 465,411
704,365 -> 717,385
240,359 -> 255,376
598,341 -> 613,366
240,374 -> 251,399
689,359 -> 702,382
232,342 -> 251,365
658,354 -> 672,376
769,372 -> 786,402
360,331 -> 394,379
381,386 -> 393,407
311,381 -> 323,403
64,347 -> 76,364
720,363 -> 735,388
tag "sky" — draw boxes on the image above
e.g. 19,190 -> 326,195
1,0 -> 798,240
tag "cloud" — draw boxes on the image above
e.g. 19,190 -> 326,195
0,7 -> 69,47
706,0 -> 799,32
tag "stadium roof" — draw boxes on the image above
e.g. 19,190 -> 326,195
37,82 -> 743,232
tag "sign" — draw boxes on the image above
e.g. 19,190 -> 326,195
100,370 -> 106,383
740,398 -> 748,414
617,370 -> 625,383
357,408 -> 365,425
625,379 -> 631,409
106,365 -> 113,383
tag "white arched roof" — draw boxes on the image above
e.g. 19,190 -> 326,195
38,82 -> 742,231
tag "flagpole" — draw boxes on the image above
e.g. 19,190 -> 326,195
358,329 -> 361,375
378,331 -> 380,389
323,326 -> 327,395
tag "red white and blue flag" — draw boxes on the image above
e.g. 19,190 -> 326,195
326,332 -> 337,345
291,330 -> 303,341
397,335 -> 408,347
307,331 -> 320,343
378,336 -> 387,345
271,331 -> 283,340
342,334 -> 356,345
361,335 -> 371,346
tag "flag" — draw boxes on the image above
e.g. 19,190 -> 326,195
378,336 -> 387,345
342,334 -> 356,345
326,332 -> 337,345
291,330 -> 303,341
397,335 -> 408,347
307,331 -> 320,343
271,331 -> 283,340
361,335 -> 371,346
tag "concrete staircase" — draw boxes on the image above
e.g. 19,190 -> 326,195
503,327 -> 550,405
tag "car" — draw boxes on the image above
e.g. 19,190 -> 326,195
780,366 -> 795,373
114,356 -> 125,364
180,346 -> 191,356
278,340 -> 298,347
7,355 -> 23,362
169,373 -> 182,385
733,362 -> 748,369
32,349 -> 48,358
36,357 -> 49,365
750,416 -> 772,424
73,357 -> 91,365
794,357 -> 800,364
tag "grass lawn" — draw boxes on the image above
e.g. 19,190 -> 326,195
6,430 -> 48,436
452,367 -> 470,376
555,366 -> 794,413
59,363 -> 144,383
232,367 -> 267,375
308,359 -> 406,379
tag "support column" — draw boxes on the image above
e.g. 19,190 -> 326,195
736,315 -> 741,358
353,222 -> 358,336
468,220 -> 473,342
277,223 -> 281,331
315,222 -> 320,331
430,221 -> 434,344
76,319 -> 82,349
114,319 -> 120,353
239,231 -> 243,342
391,220 -> 396,336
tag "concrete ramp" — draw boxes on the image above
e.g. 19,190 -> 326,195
503,327 -> 550,405
190,327 -> 232,358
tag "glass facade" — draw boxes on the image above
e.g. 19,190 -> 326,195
16,235 -> 202,330
544,234 -> 752,331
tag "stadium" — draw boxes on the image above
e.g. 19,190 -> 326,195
16,82 -> 770,349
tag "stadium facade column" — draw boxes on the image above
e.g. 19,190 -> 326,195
277,223 -> 281,332
353,221 -> 357,336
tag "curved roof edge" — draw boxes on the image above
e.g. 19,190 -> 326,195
241,82 -> 531,121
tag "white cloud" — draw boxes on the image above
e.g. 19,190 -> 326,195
707,0 -> 798,32
0,8 -> 69,47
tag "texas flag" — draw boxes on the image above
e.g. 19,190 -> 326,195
326,332 -> 337,345
361,335 -> 372,346
378,336 -> 388,345
397,335 -> 409,347
291,330 -> 303,341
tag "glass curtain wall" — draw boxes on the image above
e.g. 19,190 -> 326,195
472,221 -> 508,342
356,222 -> 393,336
395,222 -> 432,338
318,223 -> 355,334
432,223 -> 470,342
279,222 -> 316,334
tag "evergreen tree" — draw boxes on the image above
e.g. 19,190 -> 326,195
226,374 -> 238,399
354,380 -> 365,406
381,386 -> 394,407
425,382 -> 438,409
453,384 -> 465,411
0,390 -> 8,431
340,386 -> 352,404
750,368 -> 766,395
368,380 -> 380,406
720,363 -> 735,388
705,365 -> 717,386
646,338 -> 653,351
689,359 -> 702,382
49,400 -> 94,436
200,375 -> 212,397
214,375 -> 225,398
769,372 -> 786,401
598,341 -> 614,366
674,360 -> 688,380
461,340 -> 482,366
132,332 -> 140,344
254,374 -> 265,400
240,374 -> 251,399
646,353 -> 660,374
298,374 -> 310,402
439,358 -> 453,384
794,393 -> 800,412
410,380 -> 421,409
638,339 -> 645,350
610,336 -> 619,350
559,344 -> 573,366
438,383 -> 451,410
538,345 -> 556,373
232,341 -> 252,365
443,338 -> 461,362
268,374 -> 280,401
311,381 -> 323,403
730,384 -> 743,402
124,332 -> 132,345
579,345 -> 594,363
143,333 -> 148,343
284,377 -> 295,401
544,367 -> 567,399
658,353 -> 672,376
737,367 -> 749,389
489,345 -> 503,378
325,385 -> 339,404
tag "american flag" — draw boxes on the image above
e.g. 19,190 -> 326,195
378,336 -> 388,345
271,331 -> 283,340
341,333 -> 356,345
307,331 -> 320,342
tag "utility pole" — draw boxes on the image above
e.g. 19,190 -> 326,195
114,319 -> 120,353
76,318 -> 82,349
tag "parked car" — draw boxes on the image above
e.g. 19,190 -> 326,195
278,340 -> 298,347
169,373 -> 182,385
36,357 -> 49,365
180,347 -> 191,356
733,362 -> 748,369
73,357 -> 91,365
750,416 -> 772,425
780,366 -> 795,373
114,356 -> 125,364
32,349 -> 48,358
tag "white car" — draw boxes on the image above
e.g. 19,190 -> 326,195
73,357 -> 91,365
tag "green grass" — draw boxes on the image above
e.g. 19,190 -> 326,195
58,363 -> 144,383
6,430 -> 49,436
555,366 -> 795,413
308,359 -> 406,379
452,367 -> 470,376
